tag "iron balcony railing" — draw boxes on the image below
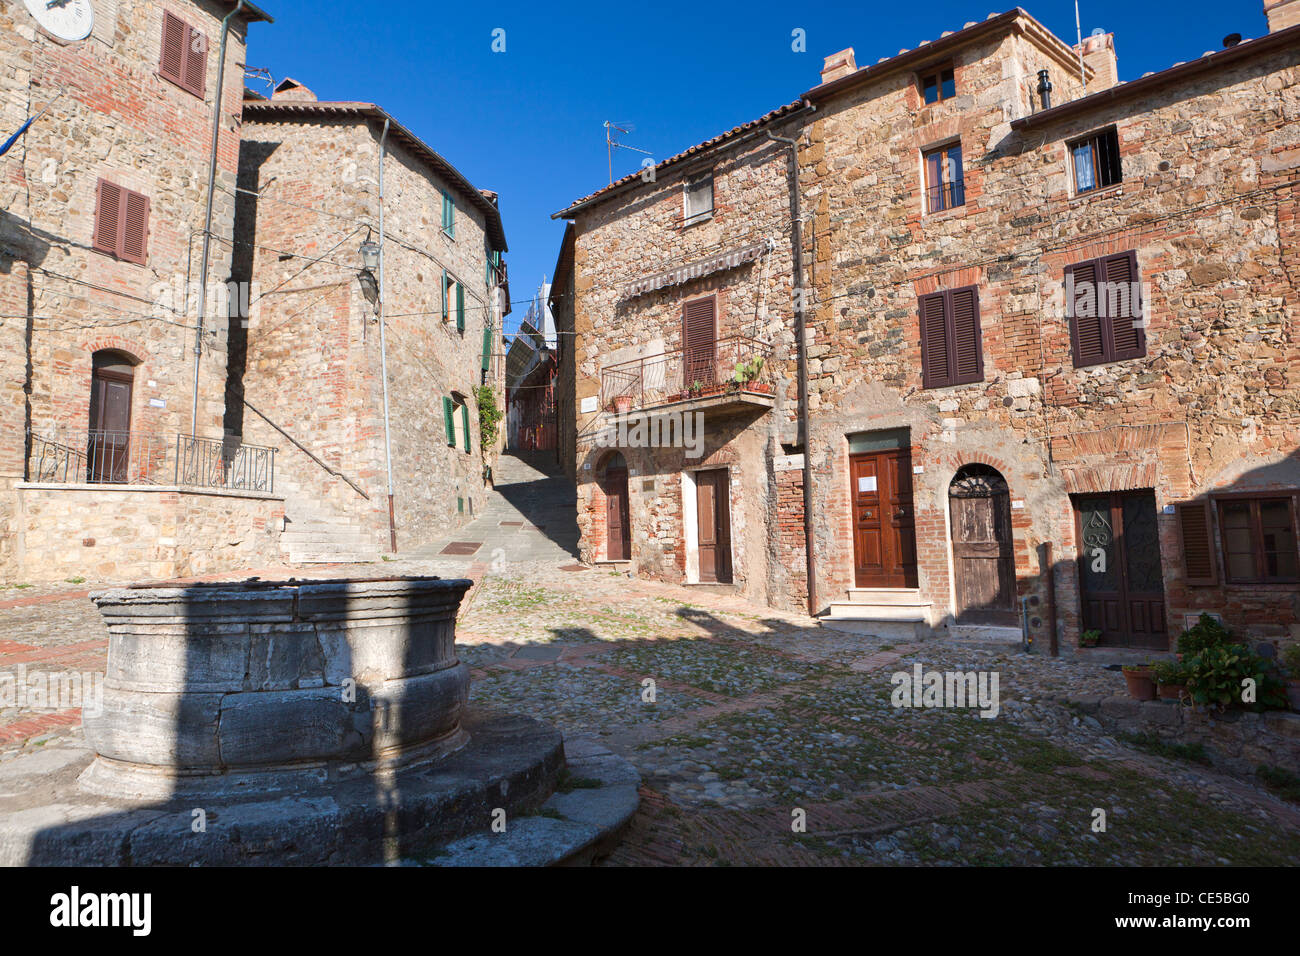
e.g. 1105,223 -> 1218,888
600,334 -> 774,413
27,430 -> 274,493
926,178 -> 966,213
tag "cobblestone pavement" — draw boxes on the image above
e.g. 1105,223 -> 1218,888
3,454 -> 1298,865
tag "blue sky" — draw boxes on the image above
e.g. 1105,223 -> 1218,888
245,0 -> 1263,333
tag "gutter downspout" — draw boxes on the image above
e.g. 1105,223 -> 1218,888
193,0 -> 245,437
768,114 -> 817,617
377,117 -> 397,553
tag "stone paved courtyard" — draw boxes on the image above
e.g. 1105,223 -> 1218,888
2,454 -> 1298,866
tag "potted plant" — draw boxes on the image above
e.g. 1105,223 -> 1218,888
614,394 -> 633,414
1078,628 -> 1102,648
1281,645 -> 1300,711
731,355 -> 765,390
1176,612 -> 1234,659
688,379 -> 705,398
1151,659 -> 1189,701
1122,662 -> 1157,701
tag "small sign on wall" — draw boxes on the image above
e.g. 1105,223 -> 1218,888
858,475 -> 877,493
580,396 -> 598,414
149,398 -> 166,408
1011,499 -> 1025,510
912,465 -> 924,474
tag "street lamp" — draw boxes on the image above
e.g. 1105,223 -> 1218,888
359,240 -> 380,271
357,241 -> 380,314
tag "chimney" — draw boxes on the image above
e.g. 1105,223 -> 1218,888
820,48 -> 857,85
1265,0 -> 1300,31
272,77 -> 317,102
1036,70 -> 1053,110
1076,32 -> 1119,91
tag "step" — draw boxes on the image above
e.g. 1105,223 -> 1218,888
818,619 -> 926,641
845,588 -> 925,606
827,601 -> 931,622
287,551 -> 382,564
944,624 -> 1024,646
280,531 -> 375,545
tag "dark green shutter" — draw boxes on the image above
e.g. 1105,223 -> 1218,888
460,402 -> 470,452
456,283 -> 465,332
440,270 -> 448,322
442,396 -> 455,446
481,323 -> 492,371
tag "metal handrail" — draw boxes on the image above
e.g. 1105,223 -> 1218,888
600,334 -> 774,412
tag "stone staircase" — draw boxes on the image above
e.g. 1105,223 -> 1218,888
277,477 -> 381,564
820,587 -> 933,640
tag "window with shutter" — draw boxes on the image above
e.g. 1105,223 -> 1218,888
1067,251 -> 1145,368
481,324 -> 492,371
456,283 -> 465,333
93,179 -> 149,265
441,193 -> 455,238
1176,500 -> 1217,585
441,270 -> 449,322
443,396 -> 455,446
461,403 -> 471,453
919,285 -> 982,388
160,12 -> 206,98
1214,495 -> 1299,583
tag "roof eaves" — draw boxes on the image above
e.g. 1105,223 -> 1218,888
221,0 -> 274,24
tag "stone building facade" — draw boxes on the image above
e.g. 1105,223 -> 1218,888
558,4 -> 1300,655
0,0 -> 282,583
554,104 -> 810,609
233,81 -> 509,559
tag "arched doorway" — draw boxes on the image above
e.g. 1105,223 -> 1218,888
601,451 -> 631,561
949,464 -> 1017,625
88,350 -> 136,483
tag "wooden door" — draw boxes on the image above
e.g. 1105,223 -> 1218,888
682,297 -> 716,391
88,366 -> 133,483
949,466 -> 1017,625
1075,491 -> 1167,648
851,450 -> 917,588
695,468 -> 732,584
605,465 -> 630,561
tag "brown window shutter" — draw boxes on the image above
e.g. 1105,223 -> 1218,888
1067,260 -> 1106,367
119,190 -> 150,265
682,296 -> 717,386
919,291 -> 950,388
92,179 -> 122,256
183,27 -> 208,97
160,11 -> 186,87
1103,250 -> 1145,360
1176,500 -> 1217,585
949,286 -> 983,384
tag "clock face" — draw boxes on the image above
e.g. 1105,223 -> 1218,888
23,0 -> 95,42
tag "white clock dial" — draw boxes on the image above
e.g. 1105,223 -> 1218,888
23,0 -> 95,43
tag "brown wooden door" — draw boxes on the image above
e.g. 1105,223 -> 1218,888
851,450 -> 917,588
949,466 -> 1017,625
695,468 -> 732,584
605,466 -> 630,561
682,296 -> 716,391
1075,491 -> 1167,648
88,366 -> 133,483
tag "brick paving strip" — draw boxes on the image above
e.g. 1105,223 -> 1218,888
0,708 -> 81,744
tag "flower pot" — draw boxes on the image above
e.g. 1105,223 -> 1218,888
1287,679 -> 1300,712
1124,668 -> 1157,701
1157,683 -> 1186,701
614,396 -> 632,414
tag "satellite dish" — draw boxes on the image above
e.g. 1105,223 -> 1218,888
1091,27 -> 1105,36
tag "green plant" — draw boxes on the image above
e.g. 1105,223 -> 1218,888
1150,659 -> 1188,685
1079,629 -> 1102,647
1176,612 -> 1235,657
1183,642 -> 1287,712
1122,661 -> 1153,673
689,379 -> 705,395
1281,644 -> 1300,678
473,385 -> 503,456
731,355 -> 765,385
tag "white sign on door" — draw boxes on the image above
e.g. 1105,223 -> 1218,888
858,475 -> 877,493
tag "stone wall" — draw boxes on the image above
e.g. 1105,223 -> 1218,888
11,484 -> 284,583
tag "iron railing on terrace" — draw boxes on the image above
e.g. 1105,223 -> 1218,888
600,335 -> 775,413
27,430 -> 275,493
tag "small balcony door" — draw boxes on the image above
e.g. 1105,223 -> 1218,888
88,351 -> 134,483
682,296 -> 717,391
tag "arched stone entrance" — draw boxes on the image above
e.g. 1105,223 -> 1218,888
948,464 -> 1017,625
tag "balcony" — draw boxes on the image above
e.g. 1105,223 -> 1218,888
28,430 -> 275,493
600,335 -> 775,420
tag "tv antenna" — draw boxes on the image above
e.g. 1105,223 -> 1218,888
604,121 -> 653,185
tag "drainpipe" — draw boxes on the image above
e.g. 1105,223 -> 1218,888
377,117 -> 397,553
768,115 -> 818,617
193,0 -> 245,437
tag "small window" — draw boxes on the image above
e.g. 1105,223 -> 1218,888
684,171 -> 714,225
923,142 -> 964,213
441,270 -> 464,330
1217,496 -> 1299,583
159,11 -> 207,98
92,179 -> 150,265
441,192 -> 455,238
1065,250 -> 1145,368
1069,127 -> 1121,194
444,394 -> 471,452
920,66 -> 956,104
918,285 -> 983,388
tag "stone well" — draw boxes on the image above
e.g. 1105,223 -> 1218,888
81,576 -> 473,798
